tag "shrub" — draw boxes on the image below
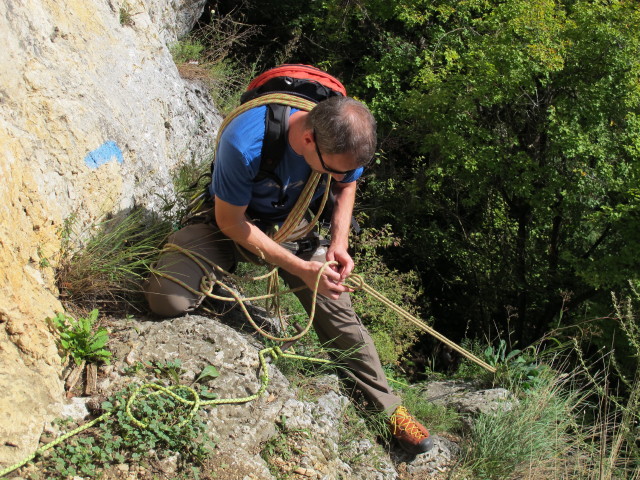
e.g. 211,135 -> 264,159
350,223 -> 424,367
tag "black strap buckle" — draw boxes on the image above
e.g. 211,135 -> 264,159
296,238 -> 318,253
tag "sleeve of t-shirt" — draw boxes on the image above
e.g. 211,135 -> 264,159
340,166 -> 364,183
211,108 -> 266,206
212,136 -> 254,207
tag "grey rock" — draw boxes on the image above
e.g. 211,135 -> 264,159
100,314 -> 445,479
59,397 -> 91,422
421,380 -> 516,417
391,435 -> 460,477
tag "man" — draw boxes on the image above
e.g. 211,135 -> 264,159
144,96 -> 433,455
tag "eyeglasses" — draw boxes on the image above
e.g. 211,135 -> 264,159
313,130 -> 356,177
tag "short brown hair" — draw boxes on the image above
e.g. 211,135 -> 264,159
307,96 -> 377,167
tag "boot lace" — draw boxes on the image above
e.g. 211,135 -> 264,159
390,406 -> 428,440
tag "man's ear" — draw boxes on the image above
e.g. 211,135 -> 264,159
302,128 -> 315,147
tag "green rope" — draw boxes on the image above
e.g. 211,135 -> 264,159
0,346 -> 331,478
0,412 -> 112,477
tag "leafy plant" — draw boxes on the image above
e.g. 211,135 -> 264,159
48,309 -> 112,365
483,339 -> 547,392
37,382 -> 213,478
146,358 -> 182,384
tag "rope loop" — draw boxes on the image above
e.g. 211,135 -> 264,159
344,273 -> 365,291
126,384 -> 201,429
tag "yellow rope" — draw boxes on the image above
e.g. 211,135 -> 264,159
345,274 -> 497,374
0,261 -> 334,479
0,256 -> 494,478
0,346 -> 332,478
151,244 -> 496,373
214,92 -> 332,244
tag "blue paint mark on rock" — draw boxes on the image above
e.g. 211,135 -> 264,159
84,141 -> 124,169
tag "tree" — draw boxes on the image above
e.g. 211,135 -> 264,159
365,0 -> 640,343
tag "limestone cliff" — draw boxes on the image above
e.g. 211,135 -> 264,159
0,0 -> 218,465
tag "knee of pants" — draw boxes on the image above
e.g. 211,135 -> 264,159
144,274 -> 200,318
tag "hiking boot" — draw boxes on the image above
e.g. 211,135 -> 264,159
389,406 -> 434,455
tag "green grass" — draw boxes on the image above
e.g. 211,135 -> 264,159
56,209 -> 171,312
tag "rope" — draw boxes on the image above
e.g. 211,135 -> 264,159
1,91 -> 494,477
0,413 -> 112,477
214,92 -> 332,245
0,346 -> 331,478
345,274 -> 497,373
0,255 -> 494,478
0,258 -> 336,478
151,244 -> 496,373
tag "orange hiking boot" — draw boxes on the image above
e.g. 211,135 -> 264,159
389,406 -> 434,455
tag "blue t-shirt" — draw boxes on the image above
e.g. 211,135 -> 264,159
210,105 -> 363,225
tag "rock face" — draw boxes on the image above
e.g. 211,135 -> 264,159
0,0 -> 219,465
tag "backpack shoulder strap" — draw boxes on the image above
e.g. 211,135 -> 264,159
254,104 -> 290,182
210,94 -> 318,206
253,103 -> 291,208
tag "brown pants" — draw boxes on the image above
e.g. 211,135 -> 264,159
144,221 -> 401,413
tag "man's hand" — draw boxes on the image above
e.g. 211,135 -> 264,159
215,197 -> 351,300
327,245 -> 355,282
298,259 -> 352,300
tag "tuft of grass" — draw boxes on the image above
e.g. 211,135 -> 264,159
56,209 -> 171,313
400,384 -> 462,435
462,367 -> 586,479
119,1 -> 135,26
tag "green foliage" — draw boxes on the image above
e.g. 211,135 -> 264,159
38,366 -> 214,478
119,1 -> 134,27
483,340 -> 548,392
149,358 -> 184,384
195,365 -> 220,384
48,309 -> 112,365
170,40 -> 206,64
350,224 -> 424,367
170,10 -> 258,115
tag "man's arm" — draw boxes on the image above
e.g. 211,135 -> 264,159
326,180 -> 356,281
214,196 -> 350,300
